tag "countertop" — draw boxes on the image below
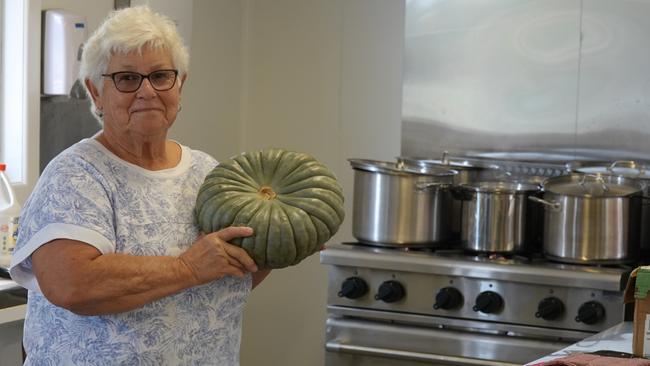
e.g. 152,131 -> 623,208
527,321 -> 633,364
0,278 -> 26,325
0,278 -> 21,293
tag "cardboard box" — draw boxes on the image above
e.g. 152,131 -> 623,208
624,266 -> 650,357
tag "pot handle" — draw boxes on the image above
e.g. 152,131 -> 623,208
579,173 -> 609,193
449,185 -> 473,200
609,160 -> 644,177
486,163 -> 513,180
528,196 -> 562,211
414,182 -> 450,192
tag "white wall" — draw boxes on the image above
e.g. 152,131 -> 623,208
237,1 -> 404,365
169,0 -> 243,161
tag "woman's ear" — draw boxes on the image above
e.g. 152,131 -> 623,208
179,73 -> 188,93
84,78 -> 102,107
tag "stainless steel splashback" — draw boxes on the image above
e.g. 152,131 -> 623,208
401,0 -> 650,161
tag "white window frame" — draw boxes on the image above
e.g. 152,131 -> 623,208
1,0 -> 41,204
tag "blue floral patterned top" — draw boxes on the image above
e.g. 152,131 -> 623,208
10,138 -> 251,365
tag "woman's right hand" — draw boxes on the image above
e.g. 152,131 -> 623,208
178,226 -> 258,286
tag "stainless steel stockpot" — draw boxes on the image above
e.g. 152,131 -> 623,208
571,160 -> 650,256
396,156 -> 487,240
349,159 -> 457,246
530,173 -> 644,264
455,181 -> 541,253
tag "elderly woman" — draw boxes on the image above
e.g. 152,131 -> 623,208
10,6 -> 269,365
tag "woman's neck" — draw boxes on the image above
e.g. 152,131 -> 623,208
95,131 -> 181,170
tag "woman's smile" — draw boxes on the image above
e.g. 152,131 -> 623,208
130,106 -> 164,114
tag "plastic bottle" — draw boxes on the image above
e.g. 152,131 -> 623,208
0,163 -> 20,267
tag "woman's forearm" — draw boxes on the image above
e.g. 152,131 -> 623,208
32,228 -> 257,315
33,240 -> 198,315
252,269 -> 272,289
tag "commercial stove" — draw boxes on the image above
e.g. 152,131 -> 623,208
321,242 -> 632,366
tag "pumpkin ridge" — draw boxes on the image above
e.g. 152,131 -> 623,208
211,193 -> 249,230
282,175 -> 343,199
197,193 -> 232,231
276,152 -> 311,183
277,201 -> 314,261
218,195 -> 257,228
277,204 -> 298,265
201,183 -> 256,201
283,205 -> 307,266
265,149 -> 286,186
233,155 -> 263,186
277,176 -> 343,197
284,188 -> 345,221
277,162 -> 335,187
266,202 -> 297,267
232,199 -> 264,227
214,164 -> 259,189
277,196 -> 341,233
247,150 -> 267,184
262,202 -> 274,267
248,203 -> 271,265
309,215 -> 331,250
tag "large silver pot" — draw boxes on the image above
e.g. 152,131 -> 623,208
530,173 -> 644,264
349,159 -> 457,246
455,182 -> 541,253
396,155 -> 487,241
570,160 -> 650,258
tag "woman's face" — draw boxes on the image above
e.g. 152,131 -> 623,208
88,47 -> 185,138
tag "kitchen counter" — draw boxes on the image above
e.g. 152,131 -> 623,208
0,278 -> 26,366
0,278 -> 26,325
526,321 -> 633,365
0,278 -> 21,292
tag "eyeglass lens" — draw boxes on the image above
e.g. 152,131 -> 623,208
112,70 -> 177,92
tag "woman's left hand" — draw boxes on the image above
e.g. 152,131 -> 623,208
178,226 -> 258,286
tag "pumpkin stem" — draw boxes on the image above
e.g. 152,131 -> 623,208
259,186 -> 277,200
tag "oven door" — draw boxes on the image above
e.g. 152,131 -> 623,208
325,315 -> 573,366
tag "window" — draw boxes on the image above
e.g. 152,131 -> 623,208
1,0 -> 41,203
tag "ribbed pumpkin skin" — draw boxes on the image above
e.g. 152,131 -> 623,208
195,148 -> 345,268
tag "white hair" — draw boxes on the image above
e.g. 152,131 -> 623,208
79,6 -> 189,106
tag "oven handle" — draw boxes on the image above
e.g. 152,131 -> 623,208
325,340 -> 521,366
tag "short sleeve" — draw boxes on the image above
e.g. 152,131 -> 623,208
10,154 -> 116,291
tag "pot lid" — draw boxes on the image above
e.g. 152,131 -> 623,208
459,181 -> 540,193
349,158 -> 457,177
543,173 -> 643,197
396,156 -> 482,171
574,160 -> 650,180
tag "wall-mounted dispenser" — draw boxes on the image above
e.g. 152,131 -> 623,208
42,10 -> 87,96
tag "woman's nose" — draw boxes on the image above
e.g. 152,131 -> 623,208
136,78 -> 157,97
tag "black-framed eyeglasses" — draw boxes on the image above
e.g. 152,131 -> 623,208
101,69 -> 178,93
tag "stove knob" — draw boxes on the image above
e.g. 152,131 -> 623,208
337,277 -> 368,299
374,280 -> 405,303
535,297 -> 564,321
433,287 -> 463,310
472,291 -> 503,314
575,301 -> 606,325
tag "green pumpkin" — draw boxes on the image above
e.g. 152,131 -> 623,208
195,148 -> 345,268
